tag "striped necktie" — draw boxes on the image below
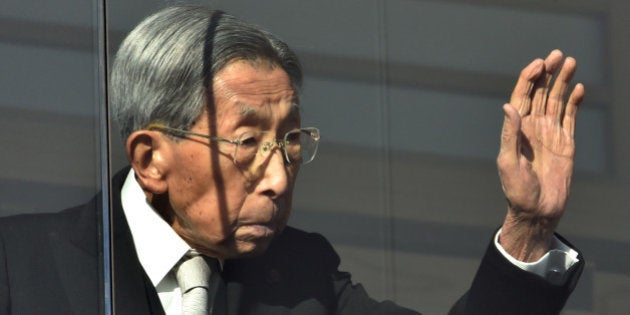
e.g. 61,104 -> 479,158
175,250 -> 221,314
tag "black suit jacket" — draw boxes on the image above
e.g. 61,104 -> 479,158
0,168 -> 584,314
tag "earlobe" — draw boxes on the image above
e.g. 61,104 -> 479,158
126,131 -> 169,194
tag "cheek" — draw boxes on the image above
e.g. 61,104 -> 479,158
170,151 -> 250,224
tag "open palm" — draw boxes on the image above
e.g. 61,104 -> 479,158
497,50 -> 584,261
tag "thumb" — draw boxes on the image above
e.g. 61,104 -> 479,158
498,103 -> 521,164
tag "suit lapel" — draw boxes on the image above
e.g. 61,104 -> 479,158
111,167 -> 166,315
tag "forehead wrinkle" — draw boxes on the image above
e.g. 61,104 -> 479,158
234,100 -> 299,117
211,61 -> 300,130
214,82 -> 295,114
214,71 -> 293,98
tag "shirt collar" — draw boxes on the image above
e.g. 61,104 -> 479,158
120,169 -> 190,286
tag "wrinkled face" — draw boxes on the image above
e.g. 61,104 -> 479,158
159,60 -> 299,259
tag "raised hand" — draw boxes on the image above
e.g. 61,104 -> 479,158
497,50 -> 585,262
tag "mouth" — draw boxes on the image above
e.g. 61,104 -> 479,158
235,222 -> 277,241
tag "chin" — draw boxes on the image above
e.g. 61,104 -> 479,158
193,233 -> 274,259
228,223 -> 279,254
228,238 -> 273,259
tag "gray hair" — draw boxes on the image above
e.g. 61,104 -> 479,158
110,5 -> 303,142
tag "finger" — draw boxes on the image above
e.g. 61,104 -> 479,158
547,57 -> 577,122
509,59 -> 544,116
499,103 -> 522,166
531,50 -> 564,116
562,83 -> 585,138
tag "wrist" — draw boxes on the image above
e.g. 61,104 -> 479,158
499,211 -> 558,262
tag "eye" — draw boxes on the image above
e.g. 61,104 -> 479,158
285,130 -> 301,144
237,130 -> 261,147
239,136 -> 258,147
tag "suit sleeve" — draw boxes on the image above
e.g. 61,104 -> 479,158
449,233 -> 584,315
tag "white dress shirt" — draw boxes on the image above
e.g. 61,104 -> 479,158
121,169 -> 190,314
120,169 -> 579,314
495,229 -> 579,284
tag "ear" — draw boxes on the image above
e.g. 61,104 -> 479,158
126,130 -> 171,194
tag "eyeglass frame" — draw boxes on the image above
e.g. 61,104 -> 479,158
146,123 -> 320,166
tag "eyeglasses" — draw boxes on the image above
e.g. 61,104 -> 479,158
146,123 -> 320,166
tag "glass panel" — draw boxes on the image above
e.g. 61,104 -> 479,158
0,0 -> 107,314
385,1 -> 606,85
105,1 -> 628,314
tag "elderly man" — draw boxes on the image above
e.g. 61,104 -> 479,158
0,5 -> 585,315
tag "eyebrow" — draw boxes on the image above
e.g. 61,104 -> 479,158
237,102 -> 256,117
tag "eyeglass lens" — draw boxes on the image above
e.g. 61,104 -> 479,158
233,129 -> 319,166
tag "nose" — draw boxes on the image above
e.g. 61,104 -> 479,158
256,147 -> 290,198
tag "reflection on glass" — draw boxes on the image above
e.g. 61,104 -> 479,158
0,0 -> 611,313
0,0 -> 106,314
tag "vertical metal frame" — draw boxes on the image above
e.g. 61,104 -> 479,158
95,0 -> 112,313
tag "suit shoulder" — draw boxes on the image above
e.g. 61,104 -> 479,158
275,226 -> 338,254
268,226 -> 341,270
0,200 -> 92,238
276,226 -> 334,248
224,226 -> 341,276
